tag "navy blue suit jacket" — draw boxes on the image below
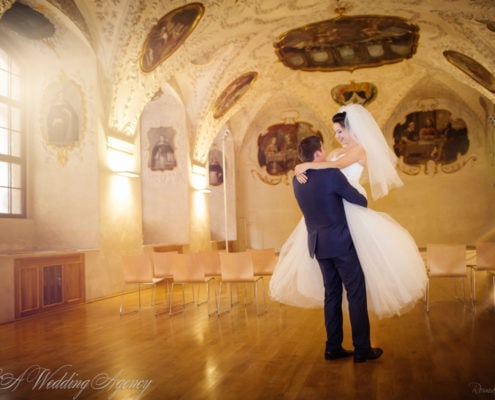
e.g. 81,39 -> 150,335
293,168 -> 367,259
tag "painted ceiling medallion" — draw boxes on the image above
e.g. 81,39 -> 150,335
213,71 -> 258,119
331,81 -> 377,105
274,15 -> 419,72
443,50 -> 495,93
140,2 -> 205,73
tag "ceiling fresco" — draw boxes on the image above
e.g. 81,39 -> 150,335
0,0 -> 494,166
274,15 -> 419,72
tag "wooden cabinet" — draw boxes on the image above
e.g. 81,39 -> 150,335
15,253 -> 85,318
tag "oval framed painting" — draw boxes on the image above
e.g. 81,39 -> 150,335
140,3 -> 205,72
443,50 -> 495,93
213,71 -> 258,119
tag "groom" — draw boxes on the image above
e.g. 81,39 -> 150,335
293,135 -> 383,363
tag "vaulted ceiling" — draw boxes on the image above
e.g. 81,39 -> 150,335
1,0 -> 494,165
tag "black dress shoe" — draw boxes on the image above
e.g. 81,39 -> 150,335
354,347 -> 383,363
325,348 -> 354,360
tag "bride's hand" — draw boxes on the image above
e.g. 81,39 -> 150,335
294,163 -> 309,176
296,172 -> 308,184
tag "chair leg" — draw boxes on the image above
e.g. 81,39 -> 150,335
260,277 -> 267,313
205,278 -> 217,317
205,280 -> 209,315
471,268 -> 476,309
120,283 -> 142,316
182,284 -> 186,309
169,283 -> 186,316
254,281 -> 259,315
217,281 -> 230,316
169,283 -> 174,315
151,284 -> 157,308
119,289 -> 124,315
119,284 -> 125,315
454,277 -> 468,307
211,279 -> 218,316
254,277 -> 267,315
426,280 -> 430,313
165,279 -> 170,306
205,279 -> 215,316
218,281 -> 222,315
196,281 -> 211,307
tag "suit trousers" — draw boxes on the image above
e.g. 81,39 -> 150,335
317,247 -> 371,354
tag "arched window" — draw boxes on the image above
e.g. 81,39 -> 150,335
0,46 -> 25,217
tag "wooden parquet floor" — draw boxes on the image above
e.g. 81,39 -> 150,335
0,276 -> 494,400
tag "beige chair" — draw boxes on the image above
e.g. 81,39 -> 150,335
169,253 -> 217,316
470,242 -> 495,305
218,251 -> 267,315
151,250 -> 177,304
120,254 -> 166,315
425,244 -> 468,312
247,248 -> 278,276
194,250 -> 222,278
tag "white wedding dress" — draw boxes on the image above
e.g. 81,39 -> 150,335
269,162 -> 428,318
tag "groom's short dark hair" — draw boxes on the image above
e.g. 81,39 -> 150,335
298,135 -> 322,162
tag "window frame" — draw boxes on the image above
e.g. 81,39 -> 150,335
0,46 -> 26,218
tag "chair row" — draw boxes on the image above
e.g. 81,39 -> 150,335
121,243 -> 494,315
424,242 -> 495,312
120,248 -> 278,316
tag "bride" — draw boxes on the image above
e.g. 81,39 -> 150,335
269,104 -> 428,318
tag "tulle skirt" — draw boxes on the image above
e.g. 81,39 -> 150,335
269,203 -> 428,318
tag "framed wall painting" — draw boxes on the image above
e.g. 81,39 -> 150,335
443,50 -> 495,93
393,109 -> 474,175
255,121 -> 322,184
213,71 -> 258,119
147,127 -> 177,171
41,77 -> 85,165
140,3 -> 205,73
208,144 -> 223,186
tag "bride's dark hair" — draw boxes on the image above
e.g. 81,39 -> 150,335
332,111 -> 346,127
